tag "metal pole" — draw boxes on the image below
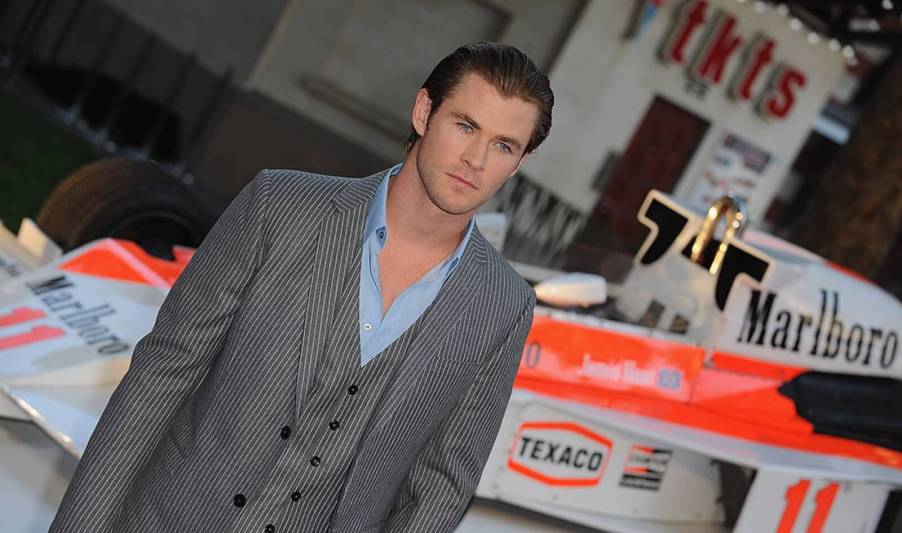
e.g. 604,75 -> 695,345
174,66 -> 233,176
6,0 -> 54,88
139,52 -> 195,158
63,11 -> 125,126
97,34 -> 158,147
48,0 -> 87,65
2,0 -> 45,80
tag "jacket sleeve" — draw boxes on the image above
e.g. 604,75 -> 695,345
382,289 -> 536,533
49,169 -> 272,533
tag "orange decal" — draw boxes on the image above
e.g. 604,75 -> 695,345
0,325 -> 65,350
807,482 -> 839,533
507,421 -> 612,487
777,479 -> 811,533
0,307 -> 46,327
518,316 -> 704,402
711,351 -> 806,381
777,480 -> 839,533
514,314 -> 902,470
59,239 -> 189,287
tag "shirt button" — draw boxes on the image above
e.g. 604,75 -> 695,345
265,525 -> 275,533
280,425 -> 291,439
233,493 -> 246,508
329,420 -> 340,431
377,229 -> 385,239
310,456 -> 321,467
363,323 -> 372,331
347,384 -> 358,395
291,491 -> 301,502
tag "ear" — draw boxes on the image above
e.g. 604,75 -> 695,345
412,88 -> 432,137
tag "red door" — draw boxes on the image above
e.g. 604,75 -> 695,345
566,96 -> 709,275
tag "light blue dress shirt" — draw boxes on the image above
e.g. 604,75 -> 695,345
358,162 -> 475,366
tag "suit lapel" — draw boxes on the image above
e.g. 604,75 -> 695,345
395,230 -> 488,373
365,229 -> 489,437
294,171 -> 383,417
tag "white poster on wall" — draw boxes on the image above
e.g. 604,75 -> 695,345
685,132 -> 773,212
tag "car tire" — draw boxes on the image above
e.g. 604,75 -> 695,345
36,157 -> 212,259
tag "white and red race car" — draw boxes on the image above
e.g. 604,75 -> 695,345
1,191 -> 900,533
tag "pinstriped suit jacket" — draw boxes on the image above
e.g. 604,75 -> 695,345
49,167 -> 536,532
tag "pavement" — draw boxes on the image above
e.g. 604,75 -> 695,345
0,418 -> 590,532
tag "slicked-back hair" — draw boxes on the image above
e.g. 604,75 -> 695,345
406,41 -> 554,155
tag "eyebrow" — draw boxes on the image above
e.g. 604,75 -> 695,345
451,112 -> 524,151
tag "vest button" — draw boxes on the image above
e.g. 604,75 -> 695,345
347,384 -> 358,395
329,420 -> 340,431
310,456 -> 321,467
291,491 -> 301,502
280,425 -> 291,439
265,524 -> 275,533
233,493 -> 246,508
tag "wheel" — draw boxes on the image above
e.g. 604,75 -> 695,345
36,157 -> 212,260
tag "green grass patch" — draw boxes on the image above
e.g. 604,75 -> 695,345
0,89 -> 98,232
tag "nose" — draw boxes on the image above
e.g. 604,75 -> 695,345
461,139 -> 487,172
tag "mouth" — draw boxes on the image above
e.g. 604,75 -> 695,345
447,173 -> 477,190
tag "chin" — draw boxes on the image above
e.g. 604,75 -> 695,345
433,198 -> 473,216
423,169 -> 482,215
435,193 -> 480,215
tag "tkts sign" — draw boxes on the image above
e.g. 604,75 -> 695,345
659,0 -> 807,119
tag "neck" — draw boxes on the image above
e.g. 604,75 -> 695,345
385,149 -> 472,251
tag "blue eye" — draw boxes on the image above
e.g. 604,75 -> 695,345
497,143 -> 512,154
457,122 -> 473,133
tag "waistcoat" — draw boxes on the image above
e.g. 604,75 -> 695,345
232,234 -> 429,532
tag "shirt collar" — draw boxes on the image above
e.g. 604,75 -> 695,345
363,163 -> 400,242
364,163 -> 475,276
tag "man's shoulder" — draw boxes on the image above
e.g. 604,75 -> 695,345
246,169 -> 367,244
476,230 -> 535,309
257,168 -> 357,205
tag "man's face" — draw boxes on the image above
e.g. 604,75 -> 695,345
411,73 -> 538,216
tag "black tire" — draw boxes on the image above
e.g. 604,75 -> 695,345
37,157 -> 213,260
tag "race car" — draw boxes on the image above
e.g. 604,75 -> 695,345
1,190 -> 900,532
477,191 -> 901,533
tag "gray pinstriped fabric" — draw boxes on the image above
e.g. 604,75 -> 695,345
49,167 -> 535,533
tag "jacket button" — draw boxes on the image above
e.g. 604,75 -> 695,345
328,420 -> 340,431
233,493 -> 246,508
265,524 -> 275,533
347,384 -> 358,395
280,425 -> 291,439
310,456 -> 321,466
291,491 -> 301,502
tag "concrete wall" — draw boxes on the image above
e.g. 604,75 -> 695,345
101,0 -> 288,81
523,0 -> 846,222
245,0 -> 584,164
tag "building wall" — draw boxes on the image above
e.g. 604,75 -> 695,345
245,0 -> 585,164
524,0 -> 846,222
14,0 -> 844,231
101,0 -> 288,81
86,0 -> 584,199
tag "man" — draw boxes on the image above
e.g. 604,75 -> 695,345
50,41 -> 553,532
